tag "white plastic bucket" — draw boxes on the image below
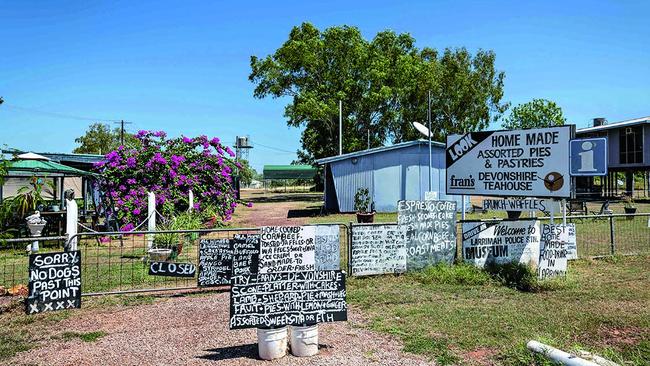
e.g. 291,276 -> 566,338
257,327 -> 288,360
289,325 -> 319,357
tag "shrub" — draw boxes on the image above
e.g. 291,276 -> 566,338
94,131 -> 251,231
484,261 -> 540,292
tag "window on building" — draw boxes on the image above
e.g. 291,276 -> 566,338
619,126 -> 643,164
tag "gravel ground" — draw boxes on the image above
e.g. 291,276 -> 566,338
8,292 -> 435,366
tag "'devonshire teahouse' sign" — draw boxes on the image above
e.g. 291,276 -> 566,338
27,251 -> 81,315
446,126 -> 573,198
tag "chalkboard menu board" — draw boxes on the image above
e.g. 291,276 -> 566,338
198,238 -> 232,286
229,270 -> 347,330
231,234 -> 260,285
27,250 -> 81,315
313,225 -> 340,270
350,224 -> 406,276
259,226 -> 316,273
538,224 -> 569,279
149,262 -> 196,277
462,220 -> 541,268
397,200 -> 457,269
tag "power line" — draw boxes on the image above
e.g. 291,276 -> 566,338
2,104 -> 127,123
250,140 -> 296,154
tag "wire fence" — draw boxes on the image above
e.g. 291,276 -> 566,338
0,215 -> 647,296
0,224 -> 350,297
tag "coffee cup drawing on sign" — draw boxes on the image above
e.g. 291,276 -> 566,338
541,172 -> 564,192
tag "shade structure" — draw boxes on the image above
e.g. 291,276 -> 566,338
6,159 -> 94,177
263,165 -> 317,180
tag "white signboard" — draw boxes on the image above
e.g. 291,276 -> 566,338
259,226 -> 316,273
446,126 -> 572,198
538,224 -> 569,279
462,220 -> 541,267
350,225 -> 406,276
482,198 -> 561,213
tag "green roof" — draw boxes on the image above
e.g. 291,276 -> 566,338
6,159 -> 93,177
263,165 -> 317,180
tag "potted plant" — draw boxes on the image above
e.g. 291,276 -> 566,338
354,188 -> 375,223
623,196 -> 637,216
150,224 -> 179,261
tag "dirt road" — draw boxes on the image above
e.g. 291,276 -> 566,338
8,292 -> 435,366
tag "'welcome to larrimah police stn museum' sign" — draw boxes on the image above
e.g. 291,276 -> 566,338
446,126 -> 574,198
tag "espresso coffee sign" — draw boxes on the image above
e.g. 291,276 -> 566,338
446,126 -> 572,198
397,200 -> 457,269
27,251 -> 81,315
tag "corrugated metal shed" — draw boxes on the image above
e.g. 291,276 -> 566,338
316,140 -> 467,213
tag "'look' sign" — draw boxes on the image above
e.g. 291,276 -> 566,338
446,126 -> 572,198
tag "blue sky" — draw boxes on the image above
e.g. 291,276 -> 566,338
1,0 -> 648,172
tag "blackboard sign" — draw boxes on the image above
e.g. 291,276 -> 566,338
229,270 -> 347,330
351,224 -> 406,276
149,262 -> 196,277
259,226 -> 315,273
198,238 -> 232,286
231,234 -> 260,286
538,224 -> 569,279
313,225 -> 340,270
462,220 -> 541,268
27,250 -> 81,315
397,200 -> 457,270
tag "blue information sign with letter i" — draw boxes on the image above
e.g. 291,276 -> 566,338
570,138 -> 607,176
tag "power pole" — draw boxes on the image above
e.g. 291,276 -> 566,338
114,120 -> 132,145
339,100 -> 343,155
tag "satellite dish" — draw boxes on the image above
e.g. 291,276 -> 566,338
412,122 -> 432,138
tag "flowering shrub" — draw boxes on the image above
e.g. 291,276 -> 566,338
94,130 -> 248,231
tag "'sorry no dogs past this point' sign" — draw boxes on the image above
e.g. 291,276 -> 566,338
446,126 -> 573,198
27,251 -> 81,315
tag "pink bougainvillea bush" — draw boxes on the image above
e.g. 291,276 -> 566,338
94,130 -> 248,231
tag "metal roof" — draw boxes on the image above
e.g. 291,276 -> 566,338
6,159 -> 94,177
577,116 -> 650,134
315,139 -> 445,165
262,165 -> 317,180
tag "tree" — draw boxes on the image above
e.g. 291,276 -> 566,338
249,22 -> 509,163
502,98 -> 566,130
73,123 -> 138,154
237,159 -> 255,186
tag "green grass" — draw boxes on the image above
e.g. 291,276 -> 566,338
348,256 -> 650,365
0,332 -> 31,360
59,331 -> 107,342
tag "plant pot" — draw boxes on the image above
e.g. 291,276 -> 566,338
148,248 -> 172,262
624,207 -> 636,217
27,223 -> 46,237
356,212 -> 375,223
506,211 -> 522,220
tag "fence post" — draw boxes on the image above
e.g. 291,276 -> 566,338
66,199 -> 78,251
348,222 -> 353,275
609,215 -> 615,255
147,192 -> 156,250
